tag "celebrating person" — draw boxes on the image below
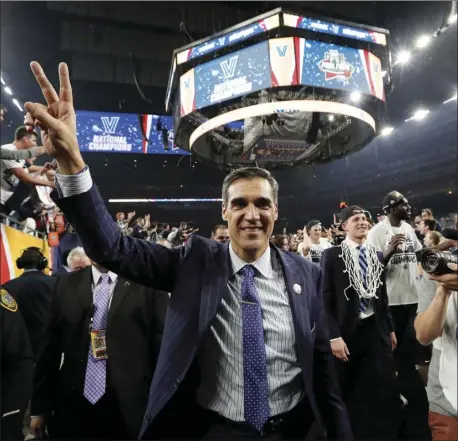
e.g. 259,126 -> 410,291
23,61 -> 352,440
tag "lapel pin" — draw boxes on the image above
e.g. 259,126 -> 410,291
124,281 -> 130,287
293,284 -> 302,295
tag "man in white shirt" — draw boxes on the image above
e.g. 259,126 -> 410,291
415,277 -> 457,441
298,219 -> 332,263
1,126 -> 54,215
367,191 -> 429,436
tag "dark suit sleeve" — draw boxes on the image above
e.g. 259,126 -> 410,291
378,254 -> 395,332
53,186 -> 181,292
1,307 -> 34,420
313,267 -> 353,440
320,249 -> 341,340
30,279 -> 63,417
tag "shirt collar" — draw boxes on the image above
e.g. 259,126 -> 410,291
228,242 -> 273,279
343,238 -> 367,250
23,269 -> 40,273
91,265 -> 118,285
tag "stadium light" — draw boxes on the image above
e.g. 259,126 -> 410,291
350,91 -> 361,102
448,13 -> 457,24
415,35 -> 432,48
4,86 -> 13,95
395,51 -> 411,64
406,109 -> 430,122
443,93 -> 457,104
12,98 -> 23,112
0,76 -> 5,85
380,127 -> 394,136
328,115 -> 335,122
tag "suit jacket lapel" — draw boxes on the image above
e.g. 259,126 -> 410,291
198,242 -> 230,338
107,277 -> 131,327
276,249 -> 311,348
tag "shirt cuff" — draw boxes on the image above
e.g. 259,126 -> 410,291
330,337 -> 343,342
55,166 -> 92,198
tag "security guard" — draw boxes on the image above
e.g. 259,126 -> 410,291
3,247 -> 55,360
0,288 -> 34,440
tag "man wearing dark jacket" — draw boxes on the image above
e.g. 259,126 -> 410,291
3,247 -> 55,360
321,206 -> 400,439
30,264 -> 169,439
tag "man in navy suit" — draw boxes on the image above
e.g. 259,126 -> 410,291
24,61 -> 352,440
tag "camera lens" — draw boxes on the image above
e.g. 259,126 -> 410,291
421,250 -> 458,275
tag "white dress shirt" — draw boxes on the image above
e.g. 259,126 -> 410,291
91,265 -> 118,309
196,243 -> 303,421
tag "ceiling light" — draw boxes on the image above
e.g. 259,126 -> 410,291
443,93 -> 457,104
415,35 -> 431,48
350,91 -> 361,102
0,76 -> 5,85
328,115 -> 335,122
380,127 -> 394,136
448,13 -> 457,24
448,191 -> 453,195
4,86 -> 13,95
407,109 -> 430,122
396,51 -> 411,64
12,98 -> 23,111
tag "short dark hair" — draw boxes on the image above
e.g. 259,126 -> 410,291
222,167 -> 279,206
423,219 -> 437,231
18,247 -> 43,269
15,125 -> 38,141
306,219 -> 321,232
271,235 -> 289,248
211,224 -> 228,237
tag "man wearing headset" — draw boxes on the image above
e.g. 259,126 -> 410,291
2,247 -> 56,360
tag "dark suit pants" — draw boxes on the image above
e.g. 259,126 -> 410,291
200,400 -> 321,440
336,316 -> 401,439
48,387 -> 131,440
390,304 -> 431,440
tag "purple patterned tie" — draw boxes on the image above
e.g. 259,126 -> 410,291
240,265 -> 270,431
83,273 -> 111,404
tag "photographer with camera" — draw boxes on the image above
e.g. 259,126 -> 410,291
415,239 -> 457,440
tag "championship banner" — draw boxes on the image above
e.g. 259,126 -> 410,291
193,40 -> 271,109
295,38 -> 385,101
75,111 -> 190,155
0,224 -> 51,285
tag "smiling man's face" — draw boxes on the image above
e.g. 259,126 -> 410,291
222,177 -> 278,262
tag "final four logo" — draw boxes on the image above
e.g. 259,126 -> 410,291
317,49 -> 354,82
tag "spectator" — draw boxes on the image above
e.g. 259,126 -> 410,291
132,215 -> 149,239
421,209 -> 443,232
66,247 -> 91,272
415,278 -> 457,441
297,220 -> 332,262
157,238 -> 172,249
1,126 -> 54,216
147,223 -> 160,242
211,224 -> 230,243
419,219 -> 438,236
271,234 -> 290,251
160,223 -> 171,239
424,231 -> 442,248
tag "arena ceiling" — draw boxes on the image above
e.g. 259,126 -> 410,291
1,1 -> 457,234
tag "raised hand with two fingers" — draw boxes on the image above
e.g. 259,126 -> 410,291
25,61 -> 85,175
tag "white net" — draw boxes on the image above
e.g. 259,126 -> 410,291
340,242 -> 384,301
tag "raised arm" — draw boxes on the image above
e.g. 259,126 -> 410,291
24,62 -> 181,291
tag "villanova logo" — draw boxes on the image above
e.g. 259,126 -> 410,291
276,45 -> 288,57
101,116 -> 120,134
331,24 -> 340,34
220,55 -> 238,80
